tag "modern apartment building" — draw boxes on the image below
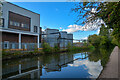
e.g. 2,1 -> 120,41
0,2 -> 41,49
43,28 -> 73,48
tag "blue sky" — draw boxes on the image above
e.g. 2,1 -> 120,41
11,2 -> 99,41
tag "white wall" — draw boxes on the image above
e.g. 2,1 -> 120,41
2,2 -> 40,33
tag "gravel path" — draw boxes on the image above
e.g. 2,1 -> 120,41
98,46 -> 119,79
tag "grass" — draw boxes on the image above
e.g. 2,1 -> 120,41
2,43 -> 94,60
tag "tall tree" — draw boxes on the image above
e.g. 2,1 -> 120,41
99,24 -> 109,37
72,2 -> 120,47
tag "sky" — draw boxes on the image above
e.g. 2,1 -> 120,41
9,2 -> 101,41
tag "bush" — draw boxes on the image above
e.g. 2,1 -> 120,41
67,42 -> 72,51
42,42 -> 53,54
53,44 -> 60,52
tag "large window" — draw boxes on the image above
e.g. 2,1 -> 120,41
9,11 -> 30,31
34,26 -> 37,33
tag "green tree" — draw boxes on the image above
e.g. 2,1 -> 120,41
99,24 -> 109,37
67,42 -> 72,51
88,34 -> 101,48
72,2 -> 120,47
53,44 -> 60,52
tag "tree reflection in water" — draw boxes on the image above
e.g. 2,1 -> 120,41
88,46 -> 114,67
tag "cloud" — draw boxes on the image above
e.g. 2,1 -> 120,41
62,25 -> 83,33
42,29 -> 45,31
69,60 -> 103,78
82,37 -> 88,40
96,29 -> 100,34
62,19 -> 105,33
60,27 -> 62,29
91,8 -> 97,13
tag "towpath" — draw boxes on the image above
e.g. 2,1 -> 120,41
98,46 -> 119,79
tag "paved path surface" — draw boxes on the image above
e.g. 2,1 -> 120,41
99,46 -> 119,79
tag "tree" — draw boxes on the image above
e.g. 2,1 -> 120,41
72,2 -> 120,47
88,34 -> 101,48
99,24 -> 109,37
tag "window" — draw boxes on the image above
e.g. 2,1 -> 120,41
34,26 -> 37,33
21,23 -> 29,28
15,22 -> 20,27
14,22 -> 17,26
24,24 -> 29,29
4,41 -> 9,49
10,21 -> 13,25
12,43 -> 15,49
21,23 -> 24,27
39,27 -> 41,34
10,21 -> 20,27
0,18 -> 4,27
24,44 -> 27,49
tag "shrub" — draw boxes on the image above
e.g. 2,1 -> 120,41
42,42 -> 53,54
67,42 -> 72,51
53,44 -> 60,52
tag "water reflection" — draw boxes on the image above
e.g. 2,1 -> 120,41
88,47 -> 114,67
2,47 -> 113,79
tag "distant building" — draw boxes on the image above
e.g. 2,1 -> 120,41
44,28 -> 59,47
0,2 -> 42,50
42,28 -> 73,48
73,42 -> 83,47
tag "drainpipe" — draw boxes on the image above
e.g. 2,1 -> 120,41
19,33 -> 21,49
37,34 -> 39,48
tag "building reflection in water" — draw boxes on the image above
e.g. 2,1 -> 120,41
2,53 -> 79,79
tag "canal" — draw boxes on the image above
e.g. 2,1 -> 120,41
2,47 -> 114,79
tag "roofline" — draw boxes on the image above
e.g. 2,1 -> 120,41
67,33 -> 73,35
5,2 -> 40,16
60,31 -> 67,33
45,28 -> 59,31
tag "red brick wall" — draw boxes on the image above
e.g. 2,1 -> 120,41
2,32 -> 18,42
2,32 -> 38,43
21,34 -> 37,43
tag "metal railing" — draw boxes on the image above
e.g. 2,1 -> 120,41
1,42 -> 42,50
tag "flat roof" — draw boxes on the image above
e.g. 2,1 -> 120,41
45,28 -> 59,31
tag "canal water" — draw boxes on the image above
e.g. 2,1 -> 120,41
2,47 -> 113,79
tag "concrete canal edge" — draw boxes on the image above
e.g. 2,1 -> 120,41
97,46 -> 119,79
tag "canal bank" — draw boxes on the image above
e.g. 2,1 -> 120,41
98,46 -> 119,79
2,45 -> 93,60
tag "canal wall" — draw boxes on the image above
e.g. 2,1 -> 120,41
98,46 -> 119,79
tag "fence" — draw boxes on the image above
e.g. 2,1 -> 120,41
0,42 -> 42,50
